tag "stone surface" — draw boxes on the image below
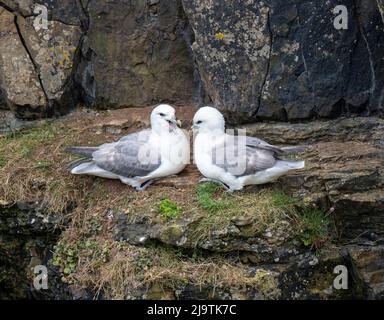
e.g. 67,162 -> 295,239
0,202 -> 67,299
283,141 -> 383,240
1,0 -> 33,16
241,117 -> 384,145
77,0 -> 197,108
0,110 -> 39,133
182,0 -> 271,122
2,1 -> 384,121
0,87 -> 6,109
0,4 -> 82,119
17,14 -> 82,115
0,7 -> 47,119
240,117 -> 384,240
33,0 -> 83,26
1,0 -> 384,300
377,0 -> 384,23
183,0 -> 384,123
347,245 -> 384,299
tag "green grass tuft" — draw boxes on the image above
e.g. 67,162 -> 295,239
159,199 -> 182,221
196,182 -> 226,213
2,123 -> 56,159
0,155 -> 6,167
295,210 -> 330,250
270,188 -> 301,208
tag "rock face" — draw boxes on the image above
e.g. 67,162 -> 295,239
17,15 -> 82,114
0,7 -> 47,118
79,0 -> 197,108
183,0 -> 384,122
378,0 -> 384,21
0,0 -> 198,118
1,1 -> 384,120
0,202 -> 67,299
347,245 -> 384,299
0,2 -> 82,119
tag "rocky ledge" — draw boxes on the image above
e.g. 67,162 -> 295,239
0,108 -> 384,299
2,110 -> 381,300
115,116 -> 384,299
1,1 -> 384,122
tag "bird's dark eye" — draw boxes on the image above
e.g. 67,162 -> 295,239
196,120 -> 203,124
159,113 -> 165,117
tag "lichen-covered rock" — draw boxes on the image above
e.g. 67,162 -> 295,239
78,0 -> 197,108
0,110 -> 42,133
0,2 -> 82,119
0,7 -> 46,119
33,0 -> 83,26
347,245 -> 384,299
1,0 -> 34,16
182,0 -> 271,122
0,202 -> 69,299
182,0 -> 384,122
17,15 -> 82,115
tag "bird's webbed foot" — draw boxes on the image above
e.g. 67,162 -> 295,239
199,177 -> 230,191
135,179 -> 154,191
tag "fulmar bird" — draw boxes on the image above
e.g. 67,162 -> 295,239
192,107 -> 306,192
66,104 -> 189,190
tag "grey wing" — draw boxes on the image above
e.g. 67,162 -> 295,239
245,136 -> 284,154
246,136 -> 308,154
92,130 -> 161,178
212,137 -> 277,177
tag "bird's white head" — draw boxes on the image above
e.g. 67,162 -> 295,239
192,106 -> 225,134
151,104 -> 178,134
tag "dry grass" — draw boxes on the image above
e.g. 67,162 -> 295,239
0,122 -> 86,213
56,235 -> 269,299
188,183 -> 300,245
0,112 -> 130,213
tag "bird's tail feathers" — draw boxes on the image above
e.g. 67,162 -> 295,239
276,160 -> 305,170
65,147 -> 98,157
280,145 -> 309,154
66,158 -> 93,171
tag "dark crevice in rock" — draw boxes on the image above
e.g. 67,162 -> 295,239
0,1 -> 14,13
76,0 -> 90,30
73,0 -> 96,106
354,0 -> 376,114
178,0 -> 207,107
257,7 -> 273,118
297,14 -> 316,115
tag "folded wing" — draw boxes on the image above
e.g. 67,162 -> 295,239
212,135 -> 277,177
93,130 -> 161,178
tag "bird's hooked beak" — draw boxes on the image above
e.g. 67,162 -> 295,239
191,122 -> 198,130
166,115 -> 179,131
